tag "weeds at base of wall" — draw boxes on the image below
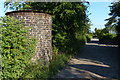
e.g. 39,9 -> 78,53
21,53 -> 72,78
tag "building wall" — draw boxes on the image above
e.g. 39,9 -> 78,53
6,11 -> 52,63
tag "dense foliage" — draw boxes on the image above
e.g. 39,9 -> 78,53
95,28 -> 116,42
0,16 -> 36,78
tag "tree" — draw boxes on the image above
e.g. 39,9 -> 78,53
105,1 -> 120,34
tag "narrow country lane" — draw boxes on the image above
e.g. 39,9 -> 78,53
54,39 -> 119,79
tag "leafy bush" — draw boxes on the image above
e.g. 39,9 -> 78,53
21,62 -> 49,78
102,33 -> 116,39
0,16 -> 36,78
85,34 -> 93,42
74,34 -> 87,52
99,33 -> 116,40
95,28 -> 116,40
49,53 -> 72,77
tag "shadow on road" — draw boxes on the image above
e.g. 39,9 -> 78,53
74,39 -> 119,79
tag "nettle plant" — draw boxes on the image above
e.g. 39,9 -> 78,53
0,16 -> 36,78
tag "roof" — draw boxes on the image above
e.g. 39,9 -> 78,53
5,10 -> 52,15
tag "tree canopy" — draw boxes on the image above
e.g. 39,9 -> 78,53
105,1 -> 120,34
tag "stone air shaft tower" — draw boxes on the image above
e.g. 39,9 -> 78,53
6,10 -> 52,63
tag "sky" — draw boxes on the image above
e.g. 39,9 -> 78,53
0,0 -> 5,17
88,2 -> 112,32
0,1 -> 112,32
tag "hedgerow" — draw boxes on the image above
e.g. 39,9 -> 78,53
0,16 -> 36,78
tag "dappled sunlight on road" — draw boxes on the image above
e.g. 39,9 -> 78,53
69,58 -> 110,68
55,66 -> 106,78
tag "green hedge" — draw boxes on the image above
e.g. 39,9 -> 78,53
0,16 -> 36,78
85,34 -> 93,42
99,33 -> 116,41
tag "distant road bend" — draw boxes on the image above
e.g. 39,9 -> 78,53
54,38 -> 119,79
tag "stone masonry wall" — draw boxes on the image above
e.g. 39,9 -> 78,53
6,10 -> 52,63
